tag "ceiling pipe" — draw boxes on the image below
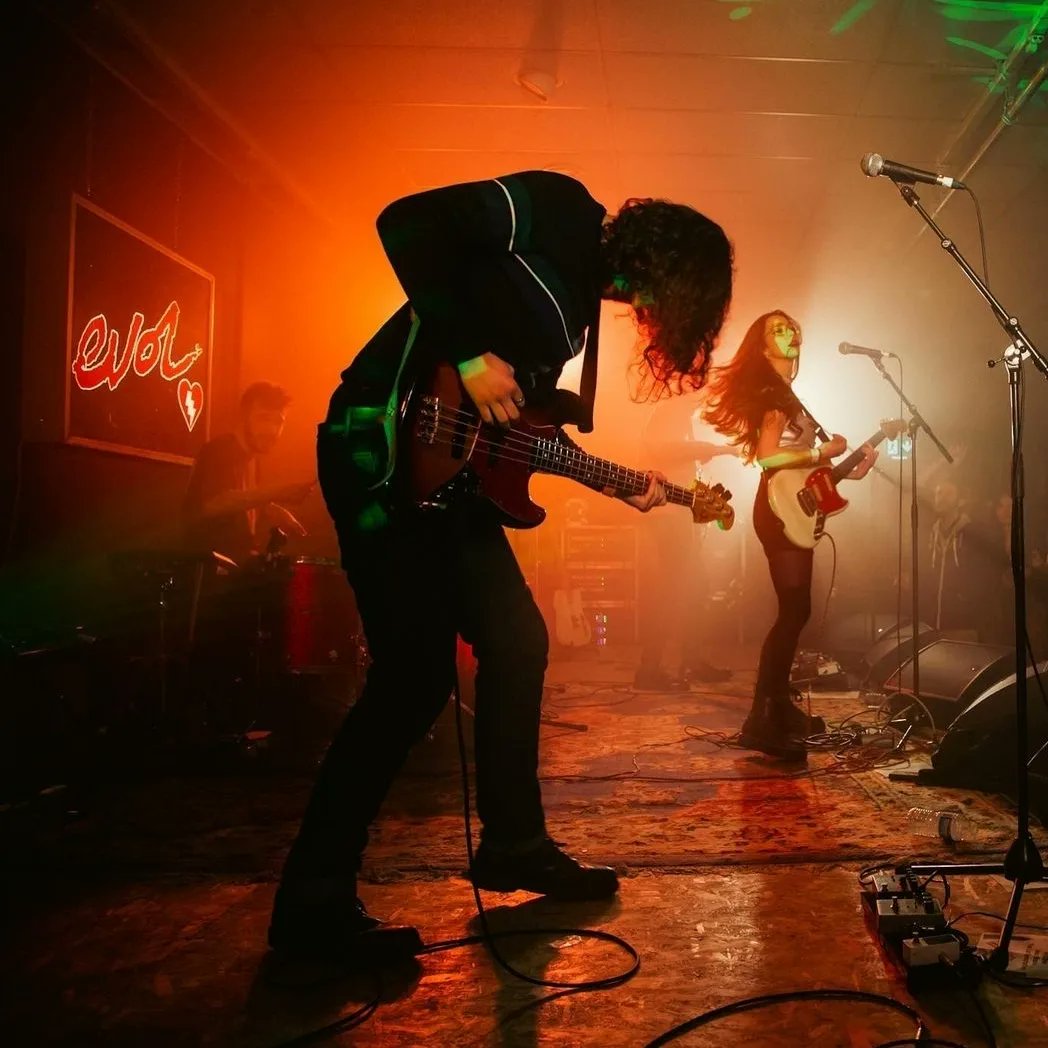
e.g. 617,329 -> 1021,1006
936,0 -> 1048,169
954,55 -> 1048,185
912,54 -> 1048,241
908,1 -> 1048,238
100,0 -> 333,226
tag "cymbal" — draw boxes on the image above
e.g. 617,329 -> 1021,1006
109,548 -> 239,575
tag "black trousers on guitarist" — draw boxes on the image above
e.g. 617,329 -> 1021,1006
753,473 -> 815,705
282,486 -> 549,883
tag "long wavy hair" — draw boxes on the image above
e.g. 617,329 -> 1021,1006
702,310 -> 804,462
601,198 -> 734,399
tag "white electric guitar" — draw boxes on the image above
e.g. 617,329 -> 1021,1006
766,419 -> 906,549
553,588 -> 592,647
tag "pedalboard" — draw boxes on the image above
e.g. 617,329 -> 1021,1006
867,895 -> 947,937
902,932 -> 963,968
791,650 -> 845,689
862,869 -> 947,937
860,867 -> 972,987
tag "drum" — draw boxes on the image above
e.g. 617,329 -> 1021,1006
279,556 -> 366,674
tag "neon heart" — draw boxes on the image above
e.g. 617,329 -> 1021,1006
177,378 -> 204,433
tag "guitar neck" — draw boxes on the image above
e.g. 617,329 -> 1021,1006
829,429 -> 887,483
534,439 -> 695,509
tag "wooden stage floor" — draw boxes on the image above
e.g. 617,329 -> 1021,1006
3,649 -> 1048,1046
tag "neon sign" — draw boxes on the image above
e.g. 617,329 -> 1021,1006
70,300 -> 205,434
178,377 -> 204,433
67,196 -> 213,462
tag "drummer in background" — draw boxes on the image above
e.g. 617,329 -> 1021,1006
183,381 -> 315,566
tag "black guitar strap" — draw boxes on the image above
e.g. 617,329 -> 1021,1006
794,396 -> 831,443
576,293 -> 600,434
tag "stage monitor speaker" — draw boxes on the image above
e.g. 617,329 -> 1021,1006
883,639 -> 1014,727
927,661 -> 1048,801
859,621 -> 937,691
822,612 -> 904,671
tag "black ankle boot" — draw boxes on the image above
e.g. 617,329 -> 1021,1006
469,836 -> 619,901
739,692 -> 807,761
781,688 -> 826,737
269,880 -> 423,963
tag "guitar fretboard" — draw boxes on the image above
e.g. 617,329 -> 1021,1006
829,428 -> 890,483
530,436 -> 695,508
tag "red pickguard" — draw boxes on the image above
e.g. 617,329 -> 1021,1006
803,465 -> 849,515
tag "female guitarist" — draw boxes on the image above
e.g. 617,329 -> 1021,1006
704,311 -> 877,761
269,171 -> 734,963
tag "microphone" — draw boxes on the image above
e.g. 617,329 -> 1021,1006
860,152 -> 966,190
839,342 -> 897,360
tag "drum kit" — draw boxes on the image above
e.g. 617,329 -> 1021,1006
104,545 -> 367,761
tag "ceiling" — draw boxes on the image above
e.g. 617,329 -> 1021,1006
90,0 -> 1048,401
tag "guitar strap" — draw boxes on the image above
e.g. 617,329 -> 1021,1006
794,397 -> 831,443
576,293 -> 600,434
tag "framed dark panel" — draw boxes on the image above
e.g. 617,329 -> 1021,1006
65,195 -> 214,464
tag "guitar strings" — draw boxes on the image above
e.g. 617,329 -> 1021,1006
420,402 -> 596,460
424,400 -> 731,492
422,429 -> 723,511
424,421 -> 697,496
416,400 -> 730,512
422,406 -> 726,505
420,402 -> 724,495
424,429 -> 726,509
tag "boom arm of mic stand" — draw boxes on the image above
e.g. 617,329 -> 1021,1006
870,358 -> 953,465
896,183 -> 1048,380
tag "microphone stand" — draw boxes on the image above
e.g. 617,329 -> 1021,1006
864,357 -> 952,720
887,180 -> 1046,973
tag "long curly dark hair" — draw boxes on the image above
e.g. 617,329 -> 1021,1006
702,310 -> 805,462
601,198 -> 733,399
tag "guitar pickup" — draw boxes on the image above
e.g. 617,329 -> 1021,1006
417,395 -> 439,444
797,488 -> 818,516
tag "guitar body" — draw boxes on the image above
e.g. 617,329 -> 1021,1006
766,465 -> 851,549
403,361 -> 560,528
764,419 -> 907,548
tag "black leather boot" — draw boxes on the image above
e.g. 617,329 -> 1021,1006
469,836 -> 619,900
738,692 -> 808,761
781,687 -> 826,736
268,880 -> 423,964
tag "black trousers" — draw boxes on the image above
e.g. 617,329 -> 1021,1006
753,475 -> 814,698
280,496 -> 550,884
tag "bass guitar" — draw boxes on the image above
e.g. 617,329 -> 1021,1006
403,363 -> 735,530
766,419 -> 906,548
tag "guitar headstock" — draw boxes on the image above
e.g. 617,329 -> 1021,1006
690,480 -> 735,531
879,418 -> 908,441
